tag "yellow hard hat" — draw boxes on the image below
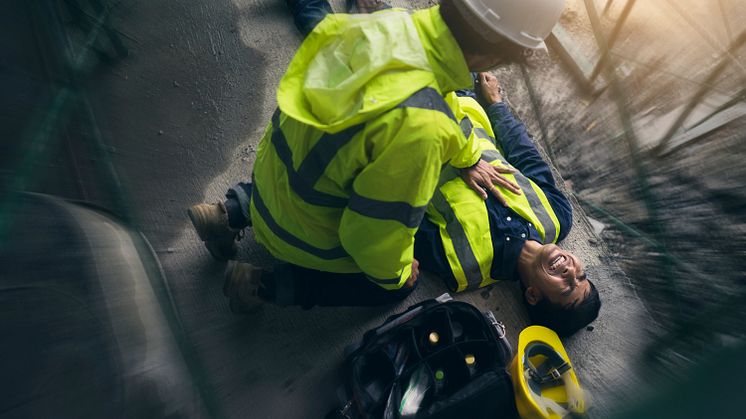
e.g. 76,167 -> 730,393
509,326 -> 586,419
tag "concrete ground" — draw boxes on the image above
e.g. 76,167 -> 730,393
11,0 -> 654,417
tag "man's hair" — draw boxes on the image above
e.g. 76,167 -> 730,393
524,280 -> 601,337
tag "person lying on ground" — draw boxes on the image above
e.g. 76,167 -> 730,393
415,72 -> 601,336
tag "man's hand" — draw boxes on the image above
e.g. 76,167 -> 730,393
405,258 -> 420,288
460,159 -> 521,206
475,72 -> 503,106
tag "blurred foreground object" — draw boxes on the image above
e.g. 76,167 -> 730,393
0,193 -> 207,418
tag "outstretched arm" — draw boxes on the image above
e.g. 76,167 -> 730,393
476,73 -> 558,189
475,72 -> 573,240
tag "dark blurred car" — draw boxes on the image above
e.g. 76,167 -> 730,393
0,193 -> 206,418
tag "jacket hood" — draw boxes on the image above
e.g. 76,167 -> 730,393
277,7 -> 471,133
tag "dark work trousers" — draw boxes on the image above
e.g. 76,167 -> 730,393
224,184 -> 416,308
286,0 -> 333,37
222,1 -> 417,308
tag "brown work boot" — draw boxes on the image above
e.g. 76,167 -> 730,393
187,202 -> 238,261
223,261 -> 264,314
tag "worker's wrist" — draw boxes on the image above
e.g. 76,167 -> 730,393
486,101 -> 510,115
465,158 -> 480,169
482,86 -> 505,105
491,86 -> 506,104
486,101 -> 514,127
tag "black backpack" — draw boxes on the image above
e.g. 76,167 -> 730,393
330,294 -> 518,419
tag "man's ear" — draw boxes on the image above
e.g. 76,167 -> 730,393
524,286 -> 541,305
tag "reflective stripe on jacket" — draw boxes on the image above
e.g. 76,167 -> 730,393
426,97 -> 561,292
250,7 -> 478,289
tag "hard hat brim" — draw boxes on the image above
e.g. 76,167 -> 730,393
452,0 -> 563,50
510,326 -> 584,418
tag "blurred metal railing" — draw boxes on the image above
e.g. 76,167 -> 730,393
525,0 -> 746,375
0,0 -> 127,243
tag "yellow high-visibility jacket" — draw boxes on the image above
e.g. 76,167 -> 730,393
426,96 -> 562,292
249,6 -> 480,289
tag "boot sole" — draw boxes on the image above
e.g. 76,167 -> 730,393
224,260 -> 238,297
187,206 -> 212,242
188,206 -> 237,261
224,261 -> 262,314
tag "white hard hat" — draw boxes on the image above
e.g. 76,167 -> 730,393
453,0 -> 566,49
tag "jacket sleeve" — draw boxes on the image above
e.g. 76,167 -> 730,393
338,111 -> 465,289
448,125 -> 482,169
445,94 -> 482,169
485,102 -> 573,240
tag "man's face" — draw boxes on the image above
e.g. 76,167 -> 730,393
465,48 -> 520,72
526,244 -> 590,307
466,51 -> 505,72
463,38 -> 527,72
